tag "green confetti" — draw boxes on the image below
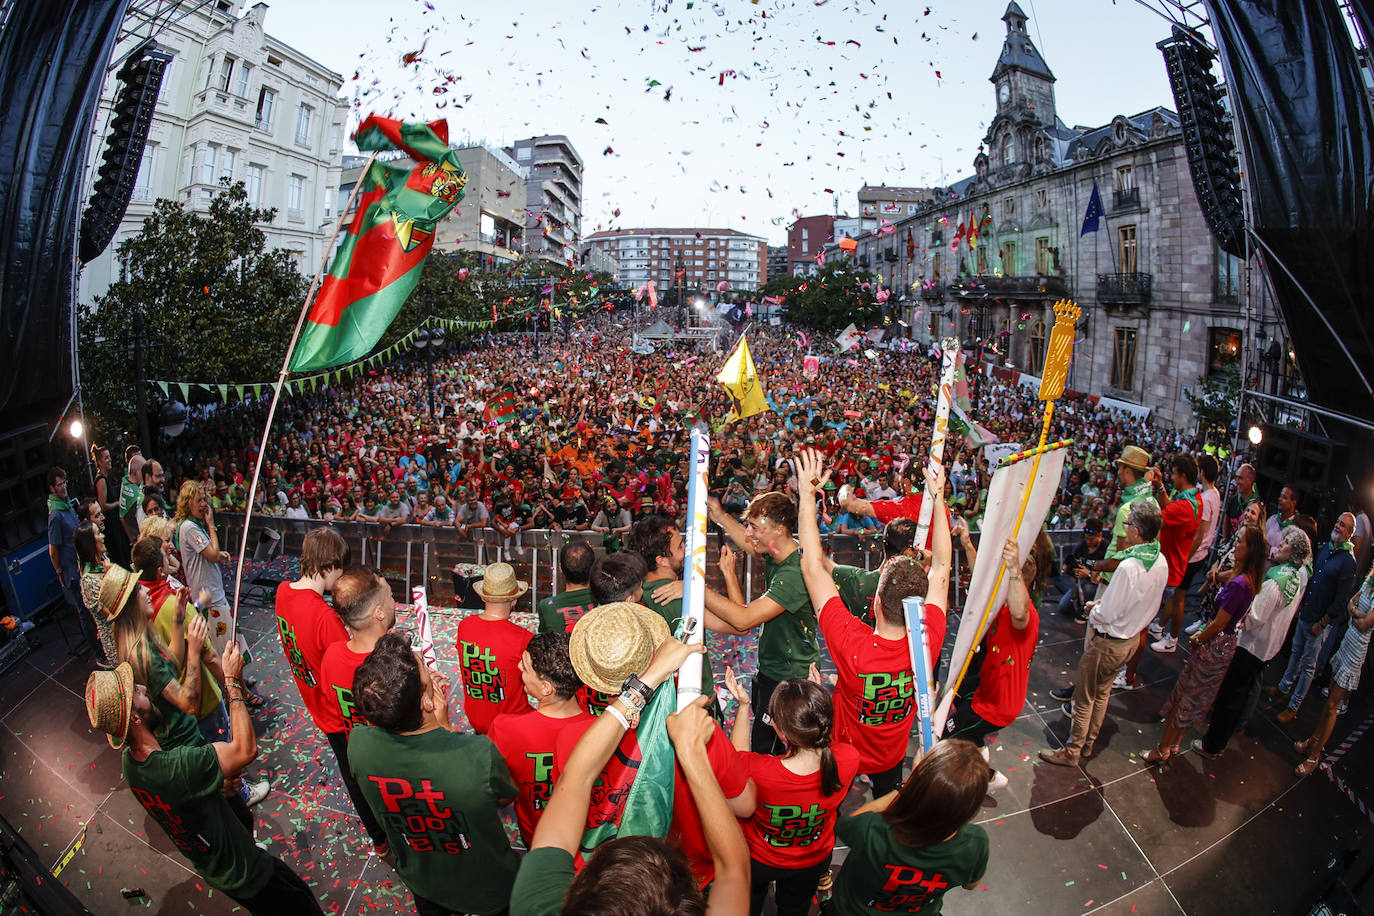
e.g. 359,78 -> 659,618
1183,320 -> 1191,332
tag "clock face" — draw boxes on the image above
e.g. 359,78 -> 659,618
999,83 -> 1010,104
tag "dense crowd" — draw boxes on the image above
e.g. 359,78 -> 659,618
48,315 -> 1374,915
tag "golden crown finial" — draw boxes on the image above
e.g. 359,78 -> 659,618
1052,298 -> 1082,325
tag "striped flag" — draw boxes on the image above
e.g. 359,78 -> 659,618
483,391 -> 518,424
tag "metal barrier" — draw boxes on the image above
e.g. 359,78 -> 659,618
216,513 -> 1090,611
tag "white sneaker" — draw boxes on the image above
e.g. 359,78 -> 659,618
1150,636 -> 1178,654
1184,619 -> 1204,636
987,770 -> 1009,793
1148,622 -> 1164,640
244,780 -> 271,807
1113,670 -> 1129,689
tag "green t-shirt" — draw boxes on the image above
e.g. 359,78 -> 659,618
1103,479 -> 1157,583
122,744 -> 274,896
145,649 -> 207,750
119,477 -> 142,519
833,564 -> 881,622
348,725 -> 520,915
831,814 -> 988,915
639,582 -> 718,711
509,847 -> 575,916
757,549 -> 818,681
537,586 -> 597,634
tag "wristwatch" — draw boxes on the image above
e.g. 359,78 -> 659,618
621,673 -> 654,709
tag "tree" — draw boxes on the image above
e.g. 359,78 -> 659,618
763,262 -> 882,328
77,182 -> 306,441
1186,365 -> 1244,443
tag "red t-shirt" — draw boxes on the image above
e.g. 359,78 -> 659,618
317,641 -> 371,735
454,614 -> 533,734
740,743 -> 861,869
868,494 -> 949,550
969,601 -> 1039,728
274,582 -> 349,731
1160,495 -> 1202,587
487,709 -> 595,845
553,716 -> 748,888
820,596 -> 939,773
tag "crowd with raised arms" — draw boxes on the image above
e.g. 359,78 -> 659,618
59,314 -> 1374,915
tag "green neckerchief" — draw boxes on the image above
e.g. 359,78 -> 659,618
1331,537 -> 1354,554
1278,514 -> 1297,530
1264,561 -> 1302,605
1119,540 -> 1162,571
175,516 -> 210,551
47,495 -> 71,514
82,561 -> 103,575
1121,478 -> 1154,506
1171,485 -> 1201,517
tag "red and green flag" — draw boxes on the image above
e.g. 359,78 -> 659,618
483,390 -> 519,425
289,116 -> 466,372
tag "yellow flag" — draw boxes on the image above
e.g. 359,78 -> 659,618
717,335 -> 769,420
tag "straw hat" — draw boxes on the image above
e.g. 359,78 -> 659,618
98,565 -> 141,621
569,601 -> 671,694
85,662 -> 135,749
1116,445 -> 1150,472
472,562 -> 529,604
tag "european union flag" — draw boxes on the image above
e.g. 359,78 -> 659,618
1080,180 -> 1104,236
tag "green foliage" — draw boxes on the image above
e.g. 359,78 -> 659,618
1186,366 -> 1242,442
758,262 -> 882,328
77,182 -> 306,440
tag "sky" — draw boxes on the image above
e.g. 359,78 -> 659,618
260,0 -> 1179,245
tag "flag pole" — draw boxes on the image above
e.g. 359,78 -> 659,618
677,427 -> 711,709
226,151 -> 378,643
913,337 -> 960,550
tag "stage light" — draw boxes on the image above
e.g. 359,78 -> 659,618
68,419 -> 84,439
1247,425 -> 1263,445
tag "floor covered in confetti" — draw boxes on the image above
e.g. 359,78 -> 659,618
4,576 -> 1374,914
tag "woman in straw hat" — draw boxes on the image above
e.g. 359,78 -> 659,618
456,562 -> 534,734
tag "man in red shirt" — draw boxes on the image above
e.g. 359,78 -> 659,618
455,562 -> 534,734
486,632 -> 593,846
317,565 -> 396,856
1121,455 -> 1202,683
794,448 -> 952,797
947,538 -> 1039,794
274,527 -> 350,725
838,476 -> 949,551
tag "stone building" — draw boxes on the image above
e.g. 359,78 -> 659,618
79,0 -> 347,303
832,1 -> 1277,429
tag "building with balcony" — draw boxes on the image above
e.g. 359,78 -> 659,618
78,0 -> 348,305
786,215 -> 833,276
504,135 -> 583,263
825,1 -> 1278,427
583,228 -> 769,297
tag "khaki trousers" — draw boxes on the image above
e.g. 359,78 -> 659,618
1066,630 -> 1137,758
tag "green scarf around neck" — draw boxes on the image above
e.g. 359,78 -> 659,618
1119,539 -> 1161,571
1264,561 -> 1302,605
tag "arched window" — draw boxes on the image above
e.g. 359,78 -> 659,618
1001,132 -> 1016,166
1028,319 -> 1047,375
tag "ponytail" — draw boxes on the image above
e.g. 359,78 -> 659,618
819,745 -> 841,796
770,678 -> 843,795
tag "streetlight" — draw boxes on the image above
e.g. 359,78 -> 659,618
1247,424 -> 1263,446
412,324 -> 444,418
675,253 -> 687,328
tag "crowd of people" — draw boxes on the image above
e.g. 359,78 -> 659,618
48,315 -> 1374,915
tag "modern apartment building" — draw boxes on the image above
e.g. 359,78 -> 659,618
583,228 -> 769,295
504,135 -> 583,263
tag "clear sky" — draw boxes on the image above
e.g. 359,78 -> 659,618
260,0 -> 1178,245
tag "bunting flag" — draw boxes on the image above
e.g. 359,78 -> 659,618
483,390 -> 519,425
290,116 -> 467,372
717,335 -> 769,420
1081,180 -> 1104,236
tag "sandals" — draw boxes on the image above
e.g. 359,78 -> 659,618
244,687 -> 267,708
1295,756 -> 1322,777
1140,747 -> 1172,765
1293,739 -> 1312,756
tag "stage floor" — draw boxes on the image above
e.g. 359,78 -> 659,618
5,582 -> 1374,915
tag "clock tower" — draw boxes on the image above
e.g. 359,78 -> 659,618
985,1 -> 1057,173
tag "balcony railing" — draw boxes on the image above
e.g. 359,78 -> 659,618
946,274 -> 1068,298
1096,272 -> 1153,304
919,284 -> 943,300
1113,187 -> 1141,209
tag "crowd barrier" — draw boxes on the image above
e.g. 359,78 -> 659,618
216,513 -> 1091,611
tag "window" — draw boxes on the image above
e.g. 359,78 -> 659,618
295,104 -> 313,145
1111,327 -> 1138,390
1208,327 -> 1242,376
933,252 -> 942,280
1035,236 -> 1051,274
1119,224 -> 1138,273
801,227 -> 809,247
1003,197 -> 1015,217
977,248 -> 988,275
516,146 -> 531,160
199,144 -> 217,185
247,164 -> 264,206
218,56 -> 234,92
255,88 -> 275,130
1002,240 -> 1016,275
1116,165 -> 1134,192
1037,188 -> 1047,208
1215,243 -> 1242,301
233,62 -> 251,97
1028,319 -> 1047,375
288,174 -> 305,221
132,146 -> 155,201
329,122 -> 342,152
221,148 -> 236,183
1001,133 -> 1015,165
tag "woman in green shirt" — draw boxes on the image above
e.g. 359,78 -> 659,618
828,740 -> 990,915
